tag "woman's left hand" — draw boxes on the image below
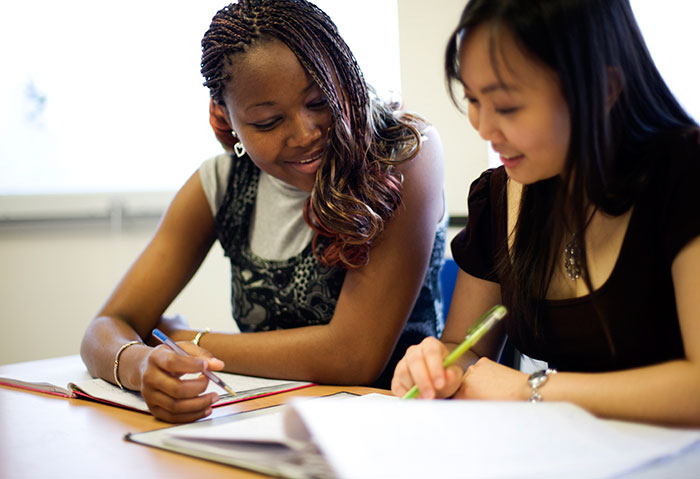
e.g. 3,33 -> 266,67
454,357 -> 530,401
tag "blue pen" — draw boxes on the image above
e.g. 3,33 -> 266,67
152,328 -> 236,397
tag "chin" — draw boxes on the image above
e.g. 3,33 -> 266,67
292,177 -> 315,193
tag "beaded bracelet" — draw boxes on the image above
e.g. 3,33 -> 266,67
192,328 -> 211,347
113,340 -> 142,390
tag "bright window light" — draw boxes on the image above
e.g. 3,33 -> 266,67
0,0 -> 400,195
488,0 -> 700,167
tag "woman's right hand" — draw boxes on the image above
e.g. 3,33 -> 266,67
139,342 -> 225,423
390,336 -> 463,399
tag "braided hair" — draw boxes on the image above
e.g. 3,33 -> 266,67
201,0 -> 423,268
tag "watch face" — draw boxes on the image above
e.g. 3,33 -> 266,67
529,370 -> 548,388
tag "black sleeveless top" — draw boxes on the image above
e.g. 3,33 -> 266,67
215,155 -> 447,387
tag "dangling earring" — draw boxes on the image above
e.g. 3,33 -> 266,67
232,130 -> 246,158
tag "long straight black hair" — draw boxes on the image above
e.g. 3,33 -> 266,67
445,0 -> 696,345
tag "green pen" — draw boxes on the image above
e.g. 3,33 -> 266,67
402,304 -> 508,399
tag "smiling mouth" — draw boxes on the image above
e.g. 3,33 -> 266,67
296,151 -> 324,164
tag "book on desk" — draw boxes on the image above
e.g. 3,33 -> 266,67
126,393 -> 700,479
0,354 -> 313,413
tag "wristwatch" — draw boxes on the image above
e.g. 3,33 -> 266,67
528,368 -> 557,402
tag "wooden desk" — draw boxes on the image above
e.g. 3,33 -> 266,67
3,358 -> 700,479
0,358 -> 386,479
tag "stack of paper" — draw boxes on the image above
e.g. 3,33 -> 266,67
128,394 -> 700,479
289,398 -> 700,479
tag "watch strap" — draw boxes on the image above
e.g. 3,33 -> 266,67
528,368 -> 557,402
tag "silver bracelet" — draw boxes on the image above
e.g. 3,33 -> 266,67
528,368 -> 557,402
113,340 -> 142,390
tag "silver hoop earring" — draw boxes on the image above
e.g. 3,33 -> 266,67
232,130 -> 246,158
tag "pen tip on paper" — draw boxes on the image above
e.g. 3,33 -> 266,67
224,385 -> 237,396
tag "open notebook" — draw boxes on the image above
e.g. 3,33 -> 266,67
0,354 -> 313,413
127,394 -> 700,479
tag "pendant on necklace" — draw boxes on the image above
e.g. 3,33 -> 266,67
563,236 -> 582,281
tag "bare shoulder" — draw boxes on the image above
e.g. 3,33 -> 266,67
419,124 -> 445,163
399,123 -> 445,184
155,169 -> 216,244
392,122 -> 445,227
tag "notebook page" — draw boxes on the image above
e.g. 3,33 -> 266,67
0,354 -> 93,396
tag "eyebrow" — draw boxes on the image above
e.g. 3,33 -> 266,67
464,80 -> 520,96
245,79 -> 318,112
483,83 -> 513,94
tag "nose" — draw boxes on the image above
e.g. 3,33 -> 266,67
471,107 -> 502,143
287,112 -> 322,148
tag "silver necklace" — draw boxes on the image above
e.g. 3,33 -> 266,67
563,234 -> 582,280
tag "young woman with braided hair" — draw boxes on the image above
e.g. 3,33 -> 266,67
81,0 -> 446,423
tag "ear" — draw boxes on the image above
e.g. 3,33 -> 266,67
606,67 -> 623,112
208,98 -> 237,150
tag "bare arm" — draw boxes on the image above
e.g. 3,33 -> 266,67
534,235 -> 700,425
81,126 -> 446,422
173,126 -> 447,385
458,235 -> 700,426
80,170 -> 222,422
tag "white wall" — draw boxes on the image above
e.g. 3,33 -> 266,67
398,0 -> 486,217
0,220 -> 237,365
0,0 -> 484,366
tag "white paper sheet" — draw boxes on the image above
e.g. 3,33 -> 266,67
151,394 -> 700,479
287,398 -> 700,479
